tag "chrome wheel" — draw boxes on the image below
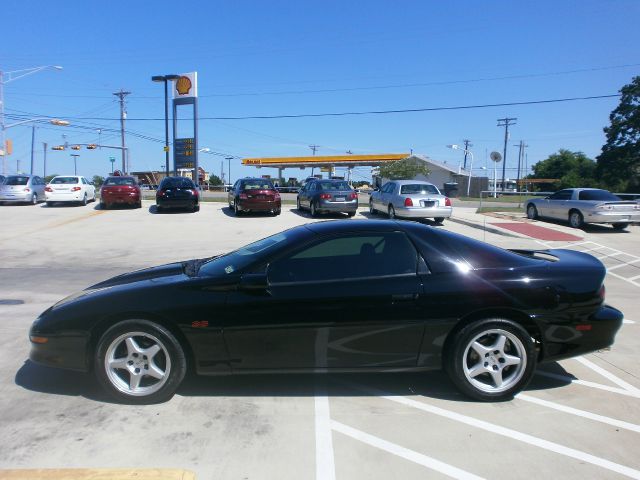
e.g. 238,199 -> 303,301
388,204 -> 396,219
526,204 -> 538,220
104,331 -> 171,397
31,194 -> 37,205
569,211 -> 583,228
310,201 -> 317,217
462,329 -> 526,394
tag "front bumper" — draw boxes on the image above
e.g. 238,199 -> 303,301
395,206 -> 452,219
29,332 -> 90,372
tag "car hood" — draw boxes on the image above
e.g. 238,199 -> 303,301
88,262 -> 186,289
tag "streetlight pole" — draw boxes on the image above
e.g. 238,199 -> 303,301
152,74 -> 179,177
71,154 -> 79,175
30,123 -> 36,175
43,142 -> 47,177
1,65 -> 63,175
226,156 -> 233,186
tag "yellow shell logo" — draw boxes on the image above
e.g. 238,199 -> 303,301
176,76 -> 192,95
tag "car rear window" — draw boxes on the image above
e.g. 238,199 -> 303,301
318,181 -> 350,191
242,180 -> 274,190
5,176 -> 29,186
578,190 -> 621,201
400,184 -> 440,195
51,176 -> 79,184
104,177 -> 136,186
162,178 -> 195,188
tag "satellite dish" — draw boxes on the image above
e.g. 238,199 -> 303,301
490,151 -> 502,163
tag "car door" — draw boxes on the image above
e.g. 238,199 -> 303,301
547,189 -> 573,219
223,231 -> 425,370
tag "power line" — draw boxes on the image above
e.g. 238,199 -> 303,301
22,94 -> 620,122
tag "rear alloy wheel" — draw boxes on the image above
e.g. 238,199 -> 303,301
81,193 -> 88,206
31,194 -> 38,205
296,198 -> 302,211
526,204 -> 538,220
233,199 -> 242,216
310,201 -> 318,217
369,200 -> 376,215
273,208 -> 281,216
95,319 -> 186,404
613,223 -> 629,231
569,210 -> 584,228
388,204 -> 396,219
446,318 -> 535,401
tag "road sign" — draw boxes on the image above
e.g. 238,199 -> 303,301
163,146 -> 170,152
109,156 -> 115,163
174,138 -> 195,169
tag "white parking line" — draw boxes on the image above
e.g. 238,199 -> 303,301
349,383 -> 640,479
331,420 -> 485,480
623,319 -> 636,324
535,371 -> 640,398
575,357 -> 640,394
315,393 -> 336,480
517,393 -> 640,433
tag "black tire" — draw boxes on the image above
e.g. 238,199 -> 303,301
434,217 -> 444,224
95,319 -> 187,404
81,194 -> 88,206
569,210 -> 584,229
369,200 -> 376,215
310,201 -> 318,217
233,199 -> 242,216
296,198 -> 302,211
100,202 -> 108,210
192,203 -> 200,213
273,208 -> 281,216
445,318 -> 536,401
526,204 -> 538,220
612,223 -> 629,231
388,204 -> 396,219
136,201 -> 142,209
347,211 -> 356,217
31,194 -> 38,205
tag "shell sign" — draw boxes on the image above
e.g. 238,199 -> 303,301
173,72 -> 198,98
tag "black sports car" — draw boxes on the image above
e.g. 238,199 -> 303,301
29,220 -> 623,403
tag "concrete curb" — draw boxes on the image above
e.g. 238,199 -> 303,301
447,216 -> 522,238
0,469 -> 196,480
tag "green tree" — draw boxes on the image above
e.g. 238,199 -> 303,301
530,149 -> 597,189
378,158 -> 430,180
209,173 -> 222,186
597,76 -> 640,192
92,175 -> 105,187
44,174 -> 58,183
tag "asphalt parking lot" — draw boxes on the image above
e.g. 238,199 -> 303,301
1,201 -> 639,479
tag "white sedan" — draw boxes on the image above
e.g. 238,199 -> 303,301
45,176 -> 96,206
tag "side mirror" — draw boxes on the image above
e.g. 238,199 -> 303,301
238,273 -> 269,293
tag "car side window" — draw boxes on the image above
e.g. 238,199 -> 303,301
81,178 -> 88,185
268,232 -> 418,284
549,190 -> 572,200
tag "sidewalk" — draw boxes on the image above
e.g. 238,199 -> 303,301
449,207 -> 585,241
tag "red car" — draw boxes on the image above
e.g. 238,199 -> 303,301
100,176 -> 141,209
228,178 -> 281,216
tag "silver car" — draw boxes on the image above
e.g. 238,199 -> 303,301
369,180 -> 452,223
526,188 -> 640,230
0,174 -> 46,205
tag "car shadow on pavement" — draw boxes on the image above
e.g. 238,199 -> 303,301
148,205 -> 195,215
221,206 -> 279,218
532,218 -> 631,234
290,208 -> 353,220
15,360 -> 573,404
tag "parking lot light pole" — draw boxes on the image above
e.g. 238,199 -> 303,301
152,74 -> 179,176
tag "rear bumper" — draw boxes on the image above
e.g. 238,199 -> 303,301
102,193 -> 140,204
0,193 -> 31,202
395,206 -> 452,218
157,198 -> 197,208
584,211 -> 640,224
540,304 -> 624,363
317,200 -> 358,213
45,192 -> 86,202
237,199 -> 281,211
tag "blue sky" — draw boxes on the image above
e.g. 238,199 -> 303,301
2,0 -> 639,184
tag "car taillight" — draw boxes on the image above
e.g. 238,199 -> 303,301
45,187 -> 53,192
24,188 -> 31,192
445,197 -> 452,207
157,190 -> 166,197
190,189 -> 198,196
274,191 -> 281,199
71,186 -> 82,192
239,193 -> 248,199
404,197 -> 413,207
349,192 -> 357,200
320,193 -> 331,199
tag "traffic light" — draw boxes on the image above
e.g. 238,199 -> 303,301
86,144 -> 98,150
71,145 -> 81,150
52,145 -> 65,151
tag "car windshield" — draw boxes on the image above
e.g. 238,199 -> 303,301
5,176 -> 29,186
242,180 -> 274,190
51,177 -> 79,184
318,181 -> 350,190
578,190 -> 621,201
162,178 -> 194,188
199,230 -> 292,277
104,177 -> 135,186
400,184 -> 439,195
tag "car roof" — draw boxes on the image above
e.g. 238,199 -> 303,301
241,177 -> 273,182
391,180 -> 436,186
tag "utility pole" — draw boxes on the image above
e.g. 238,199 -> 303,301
497,117 -> 517,192
113,89 -> 131,173
30,124 -> 36,175
513,140 -> 528,192
462,139 -> 473,170
309,144 -> 318,156
43,142 -> 47,177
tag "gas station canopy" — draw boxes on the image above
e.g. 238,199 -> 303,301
241,153 -> 409,168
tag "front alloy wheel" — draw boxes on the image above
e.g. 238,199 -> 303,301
96,319 -> 186,404
388,204 -> 396,219
569,210 -> 584,228
369,200 -> 376,215
446,319 -> 535,401
526,204 -> 538,220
